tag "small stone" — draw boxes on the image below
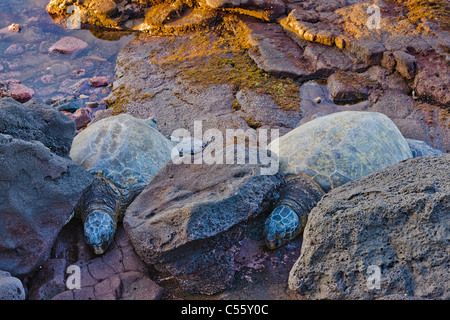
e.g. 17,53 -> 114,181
68,107 -> 93,129
393,51 -> 417,80
4,44 -> 24,56
0,271 -> 26,300
0,80 -> 35,103
49,36 -> 88,54
314,97 -> 322,104
7,24 -> 21,33
89,76 -> 109,87
74,69 -> 86,76
86,101 -> 99,108
52,96 -> 84,112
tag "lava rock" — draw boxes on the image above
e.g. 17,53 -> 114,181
49,36 -> 88,54
393,51 -> 417,80
289,154 -> 450,300
0,98 -> 76,157
0,80 -> 35,103
124,147 -> 284,295
0,270 -> 26,300
0,98 -> 92,276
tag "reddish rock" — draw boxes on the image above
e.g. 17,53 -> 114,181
393,51 -> 417,80
327,71 -> 379,104
49,36 -> 88,54
0,80 -> 35,103
41,74 -> 55,84
414,63 -> 450,107
89,76 -> 109,87
67,107 -> 93,129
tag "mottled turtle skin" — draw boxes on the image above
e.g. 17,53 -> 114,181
265,111 -> 413,249
70,114 -> 173,254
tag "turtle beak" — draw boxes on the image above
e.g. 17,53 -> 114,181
91,243 -> 108,255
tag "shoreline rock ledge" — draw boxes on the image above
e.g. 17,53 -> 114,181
288,153 -> 450,300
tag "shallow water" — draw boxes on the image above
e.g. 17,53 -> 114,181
0,0 -> 136,107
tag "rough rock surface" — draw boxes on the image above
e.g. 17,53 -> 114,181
0,99 -> 93,276
124,148 -> 284,295
0,98 -> 76,157
327,71 -> 379,104
289,154 -> 450,300
28,223 -> 164,300
0,270 -> 26,300
103,30 -> 302,138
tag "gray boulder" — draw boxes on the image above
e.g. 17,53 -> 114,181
0,270 -> 26,300
0,99 -> 92,276
0,98 -> 75,157
124,147 -> 284,295
289,154 -> 450,300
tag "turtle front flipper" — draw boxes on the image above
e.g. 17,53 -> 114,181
264,174 -> 325,249
75,173 -> 124,255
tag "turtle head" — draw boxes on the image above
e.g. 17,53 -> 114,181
264,205 -> 301,249
83,211 -> 116,255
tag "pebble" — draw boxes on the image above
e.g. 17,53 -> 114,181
7,23 -> 21,33
89,76 -> 109,87
68,107 -> 93,130
40,74 -> 55,84
0,80 -> 35,103
4,44 -> 25,56
49,36 -> 88,54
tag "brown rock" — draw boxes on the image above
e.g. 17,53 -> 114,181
327,71 -> 379,104
414,63 -> 450,107
393,51 -> 417,80
7,24 -> 21,33
4,44 -> 24,56
0,80 -> 35,103
67,107 -> 93,130
49,36 -> 88,54
381,51 -> 396,73
89,76 -> 109,87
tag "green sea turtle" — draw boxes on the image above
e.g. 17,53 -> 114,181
264,111 -> 413,249
70,114 -> 173,254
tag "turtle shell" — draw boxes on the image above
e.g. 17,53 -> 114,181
268,111 -> 413,192
70,114 -> 173,195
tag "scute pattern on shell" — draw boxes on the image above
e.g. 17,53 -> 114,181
269,111 -> 413,192
70,114 -> 174,195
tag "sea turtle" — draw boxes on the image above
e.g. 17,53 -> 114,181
264,111 -> 413,249
69,114 -> 173,254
